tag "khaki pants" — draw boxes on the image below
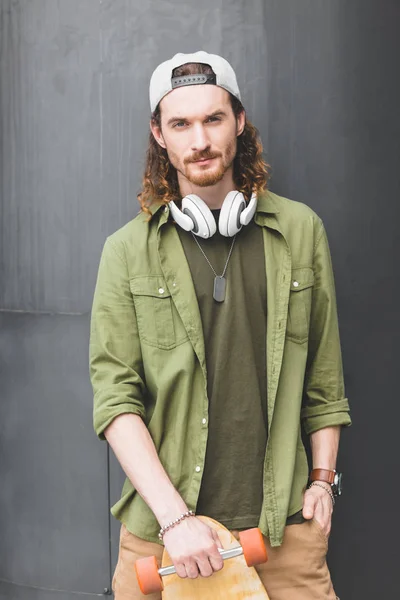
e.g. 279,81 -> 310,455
112,519 -> 338,600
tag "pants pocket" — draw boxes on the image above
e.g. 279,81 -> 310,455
253,521 -> 336,599
113,524 -> 163,600
311,517 -> 329,553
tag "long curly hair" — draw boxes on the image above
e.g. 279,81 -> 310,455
138,62 -> 271,218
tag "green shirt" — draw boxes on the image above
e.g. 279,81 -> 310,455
177,210 -> 268,530
89,189 -> 351,547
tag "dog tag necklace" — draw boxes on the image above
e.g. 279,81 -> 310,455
191,233 -> 237,302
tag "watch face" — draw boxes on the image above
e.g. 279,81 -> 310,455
333,472 -> 343,496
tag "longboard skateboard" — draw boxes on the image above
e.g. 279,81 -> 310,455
135,515 -> 270,599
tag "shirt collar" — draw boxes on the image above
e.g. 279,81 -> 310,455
147,200 -> 165,216
255,189 -> 280,214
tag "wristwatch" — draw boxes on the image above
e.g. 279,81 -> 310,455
310,468 -> 343,497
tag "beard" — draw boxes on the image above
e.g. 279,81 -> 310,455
167,137 -> 237,188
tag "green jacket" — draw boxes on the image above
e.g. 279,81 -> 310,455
89,189 -> 351,547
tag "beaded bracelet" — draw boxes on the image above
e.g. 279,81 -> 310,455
158,510 -> 195,541
308,482 -> 335,506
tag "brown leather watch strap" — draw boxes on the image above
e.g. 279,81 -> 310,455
310,468 -> 336,484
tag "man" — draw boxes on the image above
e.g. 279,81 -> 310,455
89,51 -> 351,599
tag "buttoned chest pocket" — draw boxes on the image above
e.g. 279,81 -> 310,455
286,267 -> 315,344
130,276 -> 188,350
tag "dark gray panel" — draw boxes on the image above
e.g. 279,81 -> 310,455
0,313 -> 110,595
0,0 -> 103,314
264,2 -> 399,598
319,3 -> 399,598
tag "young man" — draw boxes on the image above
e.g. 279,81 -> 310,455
89,51 -> 351,599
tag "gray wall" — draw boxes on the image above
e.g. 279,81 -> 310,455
1,1 -> 399,598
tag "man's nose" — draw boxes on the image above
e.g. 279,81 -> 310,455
191,124 -> 210,153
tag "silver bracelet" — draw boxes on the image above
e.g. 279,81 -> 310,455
308,482 -> 335,506
158,510 -> 195,541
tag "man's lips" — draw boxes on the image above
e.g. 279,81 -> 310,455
193,157 -> 216,163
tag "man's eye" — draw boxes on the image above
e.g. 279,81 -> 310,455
173,116 -> 221,128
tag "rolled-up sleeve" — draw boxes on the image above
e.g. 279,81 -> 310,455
301,221 -> 352,435
89,237 -> 146,440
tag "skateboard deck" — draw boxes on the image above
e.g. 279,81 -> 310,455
160,515 -> 270,599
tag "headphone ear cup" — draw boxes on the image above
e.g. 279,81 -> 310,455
181,194 -> 217,238
240,192 -> 257,225
168,200 -> 195,231
219,191 -> 246,237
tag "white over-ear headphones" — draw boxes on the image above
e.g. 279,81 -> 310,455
168,191 -> 257,239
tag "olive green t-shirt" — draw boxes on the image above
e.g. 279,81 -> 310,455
177,210 -> 268,530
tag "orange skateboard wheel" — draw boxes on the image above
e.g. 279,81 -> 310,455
238,528 -> 268,567
135,555 -> 164,595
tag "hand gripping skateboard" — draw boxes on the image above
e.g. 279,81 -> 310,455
135,515 -> 270,599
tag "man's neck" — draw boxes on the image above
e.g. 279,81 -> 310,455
178,176 -> 237,210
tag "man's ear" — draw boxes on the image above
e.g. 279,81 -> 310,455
237,109 -> 246,136
150,120 -> 167,149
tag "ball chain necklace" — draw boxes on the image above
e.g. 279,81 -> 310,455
190,232 -> 237,302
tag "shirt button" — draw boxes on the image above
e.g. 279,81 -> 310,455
173,282 -> 176,287
195,466 -> 201,473
202,418 -> 207,425
158,288 -> 164,294
293,281 -> 299,287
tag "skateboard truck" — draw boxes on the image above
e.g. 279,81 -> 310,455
135,527 -> 268,595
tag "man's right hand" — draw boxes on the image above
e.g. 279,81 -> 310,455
162,516 -> 224,579
103,415 -> 223,579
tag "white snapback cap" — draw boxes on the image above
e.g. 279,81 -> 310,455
149,50 -> 242,113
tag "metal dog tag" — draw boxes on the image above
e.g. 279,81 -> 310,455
213,276 -> 226,302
